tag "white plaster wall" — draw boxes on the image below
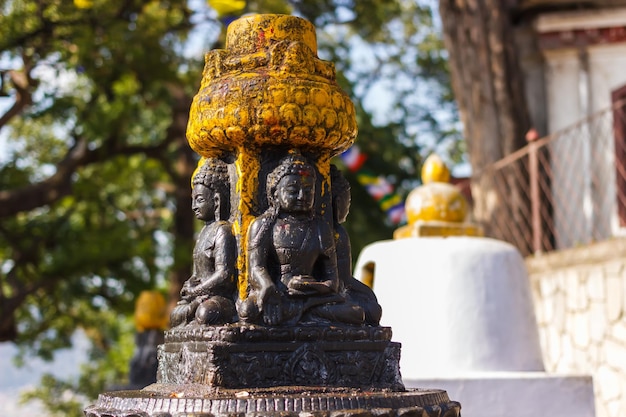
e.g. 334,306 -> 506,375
544,49 -> 581,131
542,43 -> 626,247
588,44 -> 626,113
588,44 -> 626,236
543,49 -> 592,249
354,237 -> 544,378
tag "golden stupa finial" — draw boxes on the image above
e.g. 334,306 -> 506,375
394,154 -> 483,239
421,154 -> 450,184
134,290 -> 168,331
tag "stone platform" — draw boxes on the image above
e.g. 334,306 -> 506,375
84,386 -> 461,417
405,373 -> 595,417
158,325 -> 403,390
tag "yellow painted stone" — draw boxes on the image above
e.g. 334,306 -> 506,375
394,221 -> 484,239
186,14 -> 357,297
187,14 -> 357,158
405,182 -> 467,224
396,154 -> 483,238
134,291 -> 168,331
421,154 -> 450,184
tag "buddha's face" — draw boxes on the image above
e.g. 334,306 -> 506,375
191,184 -> 215,221
275,173 -> 315,214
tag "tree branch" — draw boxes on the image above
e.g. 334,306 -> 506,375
0,64 -> 35,129
0,136 -> 171,218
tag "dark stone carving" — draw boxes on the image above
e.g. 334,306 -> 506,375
331,165 -> 382,326
85,14 -> 461,417
238,152 -> 365,327
128,329 -> 164,389
85,388 -> 461,417
170,158 -> 237,327
156,325 -> 403,390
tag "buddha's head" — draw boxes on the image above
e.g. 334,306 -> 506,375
267,151 -> 316,215
192,158 -> 230,221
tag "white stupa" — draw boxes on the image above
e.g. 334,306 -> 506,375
354,155 -> 595,417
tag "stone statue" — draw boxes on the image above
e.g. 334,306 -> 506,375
239,152 -> 364,326
330,165 -> 382,325
86,16 -> 460,417
170,158 -> 237,326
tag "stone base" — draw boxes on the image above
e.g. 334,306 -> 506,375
393,221 -> 483,239
158,324 -> 403,390
405,373 -> 595,417
84,386 -> 461,417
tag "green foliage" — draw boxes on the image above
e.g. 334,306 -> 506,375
292,0 -> 460,250
20,316 -> 135,417
0,0 -> 459,413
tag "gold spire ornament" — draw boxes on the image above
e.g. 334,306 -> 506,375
394,154 -> 483,239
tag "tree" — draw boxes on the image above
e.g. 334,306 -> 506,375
0,0 -> 197,347
0,1 -> 456,414
438,0 -> 533,248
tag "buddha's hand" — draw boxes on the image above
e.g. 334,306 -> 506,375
259,285 -> 282,326
288,275 -> 333,296
180,281 -> 194,299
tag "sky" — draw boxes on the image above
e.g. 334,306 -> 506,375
0,333 -> 90,417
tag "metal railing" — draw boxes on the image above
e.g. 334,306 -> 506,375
471,98 -> 626,256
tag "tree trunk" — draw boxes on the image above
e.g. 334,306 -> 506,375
439,0 -> 533,252
162,87 -> 196,315
166,140 -> 197,315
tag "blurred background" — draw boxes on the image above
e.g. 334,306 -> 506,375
3,0 -> 626,416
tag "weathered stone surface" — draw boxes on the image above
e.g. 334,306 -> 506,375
84,388 -> 461,417
589,301 -> 607,343
605,339 -> 626,370
85,13 -> 460,417
612,321 -> 626,345
539,275 -> 557,297
566,275 -> 588,312
597,365 -> 622,401
545,325 -> 561,368
606,277 -> 623,322
586,270 -> 605,301
552,289 -> 566,330
528,239 -> 626,417
157,325 -> 402,390
571,312 -> 590,349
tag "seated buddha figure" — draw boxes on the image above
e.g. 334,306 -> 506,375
170,158 -> 237,327
240,152 -> 364,326
330,165 -> 382,326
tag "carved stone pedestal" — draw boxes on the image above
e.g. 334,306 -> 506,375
84,13 -> 461,417
158,325 -> 403,390
85,325 -> 460,417
85,386 -> 460,417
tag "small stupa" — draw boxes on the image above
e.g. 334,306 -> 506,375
394,154 -> 482,239
354,155 -> 596,417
